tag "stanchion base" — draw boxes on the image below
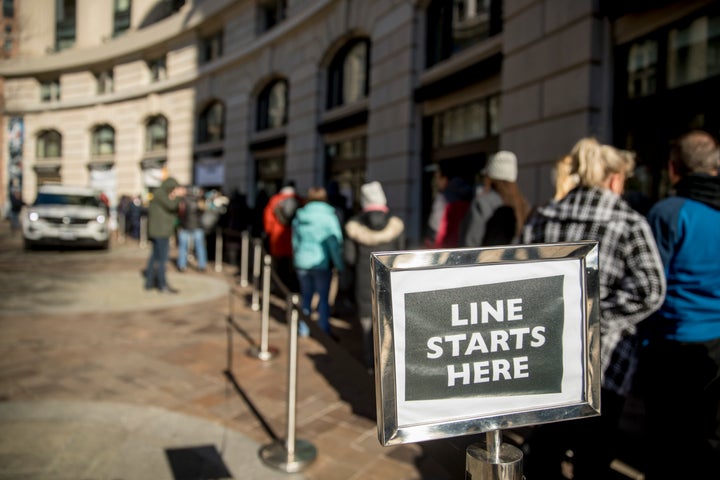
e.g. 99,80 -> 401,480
466,441 -> 523,480
246,345 -> 279,361
259,439 -> 316,473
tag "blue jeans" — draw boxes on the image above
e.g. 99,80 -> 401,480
145,237 -> 170,290
296,268 -> 333,334
177,228 -> 207,270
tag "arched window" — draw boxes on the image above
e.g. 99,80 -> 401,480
327,39 -> 370,110
146,115 -> 168,152
198,101 -> 225,143
257,79 -> 288,131
426,0 -> 503,68
37,129 -> 62,158
91,124 -> 115,155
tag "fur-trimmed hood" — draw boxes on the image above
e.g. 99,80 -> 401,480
345,211 -> 404,246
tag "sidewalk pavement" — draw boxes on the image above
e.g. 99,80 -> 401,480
0,223 -> 457,479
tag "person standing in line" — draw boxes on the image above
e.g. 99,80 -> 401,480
431,161 -> 474,248
144,177 -> 185,293
292,186 -> 344,339
9,190 -> 24,233
344,181 -> 404,371
459,150 -> 531,247
637,130 -> 720,479
176,185 -> 208,272
264,180 -> 302,292
521,137 -> 666,480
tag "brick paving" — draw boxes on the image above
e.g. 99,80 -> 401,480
0,222 -> 457,479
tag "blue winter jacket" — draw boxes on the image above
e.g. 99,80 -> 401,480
292,201 -> 344,271
647,174 -> 720,342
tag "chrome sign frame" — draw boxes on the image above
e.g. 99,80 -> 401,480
370,242 -> 600,446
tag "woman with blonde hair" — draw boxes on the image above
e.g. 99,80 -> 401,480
522,137 -> 665,479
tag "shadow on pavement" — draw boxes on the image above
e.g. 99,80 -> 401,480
165,445 -> 232,480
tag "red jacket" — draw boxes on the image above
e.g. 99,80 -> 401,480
263,189 -> 302,257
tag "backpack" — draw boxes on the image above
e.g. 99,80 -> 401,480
459,190 -> 515,247
274,196 -> 299,225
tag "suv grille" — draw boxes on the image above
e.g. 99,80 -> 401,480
44,217 -> 92,226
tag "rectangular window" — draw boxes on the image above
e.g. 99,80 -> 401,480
627,39 -> 658,99
96,70 -> 114,94
147,57 -> 167,82
3,0 -> 14,18
427,0 -> 503,68
258,0 -> 287,32
113,0 -> 131,37
667,14 -> 720,89
3,25 -> 11,54
40,79 -> 61,102
55,0 -> 76,51
432,95 -> 499,148
199,30 -> 223,64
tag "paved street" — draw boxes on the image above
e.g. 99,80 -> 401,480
0,219 -> 652,479
0,222 -> 457,480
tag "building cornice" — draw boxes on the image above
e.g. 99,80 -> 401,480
0,0 -> 333,78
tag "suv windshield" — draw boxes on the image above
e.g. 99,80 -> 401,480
34,193 -> 103,208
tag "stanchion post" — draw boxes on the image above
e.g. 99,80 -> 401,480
465,430 -> 523,480
226,309 -> 234,374
259,294 -> 316,472
215,226 -> 223,272
118,213 -> 125,244
239,230 -> 249,287
139,216 -> 148,249
251,238 -> 262,311
247,254 -> 279,361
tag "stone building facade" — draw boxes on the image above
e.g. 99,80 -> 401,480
1,0 -> 718,244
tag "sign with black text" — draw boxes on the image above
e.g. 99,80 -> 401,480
371,243 -> 600,446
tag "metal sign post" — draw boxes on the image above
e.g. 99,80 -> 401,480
259,294 -> 316,472
465,430 -> 523,480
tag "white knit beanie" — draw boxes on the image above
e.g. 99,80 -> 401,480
484,151 -> 518,182
360,181 -> 387,209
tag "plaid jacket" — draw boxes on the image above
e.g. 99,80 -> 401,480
523,187 -> 666,395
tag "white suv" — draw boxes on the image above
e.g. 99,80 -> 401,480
23,185 -> 110,250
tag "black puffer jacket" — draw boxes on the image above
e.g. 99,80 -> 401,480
344,210 -> 404,318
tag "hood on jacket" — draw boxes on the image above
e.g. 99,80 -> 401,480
293,200 -> 335,224
161,177 -> 179,193
674,173 -> 720,210
345,212 -> 404,246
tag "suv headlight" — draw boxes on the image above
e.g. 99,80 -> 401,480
96,214 -> 106,224
28,211 -> 39,222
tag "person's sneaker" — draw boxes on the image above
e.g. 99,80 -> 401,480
159,286 -> 179,294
